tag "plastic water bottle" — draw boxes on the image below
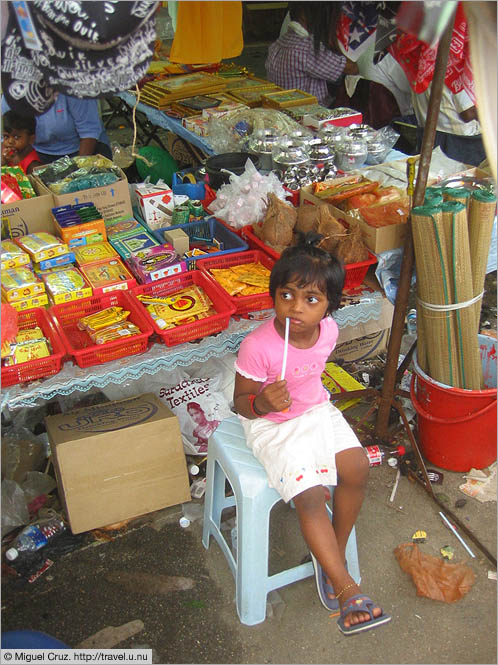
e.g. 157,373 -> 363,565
406,309 -> 417,335
5,518 -> 66,561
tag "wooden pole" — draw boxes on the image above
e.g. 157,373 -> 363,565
374,14 -> 456,439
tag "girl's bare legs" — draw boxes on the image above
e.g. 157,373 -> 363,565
293,448 -> 381,628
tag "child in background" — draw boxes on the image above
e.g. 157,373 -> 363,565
233,232 -> 391,636
2,111 -> 42,175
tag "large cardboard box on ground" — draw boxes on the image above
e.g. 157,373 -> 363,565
31,157 -> 133,224
45,393 -> 191,534
331,290 -> 394,362
1,175 -> 55,237
300,182 -> 407,254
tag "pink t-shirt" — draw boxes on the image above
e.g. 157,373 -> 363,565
235,316 -> 339,423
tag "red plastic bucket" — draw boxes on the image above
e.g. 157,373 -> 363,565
410,335 -> 497,471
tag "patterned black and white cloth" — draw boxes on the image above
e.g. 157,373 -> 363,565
2,0 -> 159,115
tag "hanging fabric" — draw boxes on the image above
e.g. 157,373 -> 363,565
169,1 -> 243,64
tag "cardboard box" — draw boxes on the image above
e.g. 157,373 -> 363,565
45,393 -> 191,534
31,159 -> 133,224
162,228 -> 190,256
135,183 -> 174,227
300,183 -> 407,253
331,292 -> 394,362
1,176 -> 55,237
331,329 -> 390,362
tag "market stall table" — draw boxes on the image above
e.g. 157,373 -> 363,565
116,90 -> 215,156
1,286 -> 386,413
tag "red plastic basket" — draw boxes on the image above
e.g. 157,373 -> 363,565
342,251 -> 378,289
1,307 -> 66,387
130,270 -> 236,347
241,224 -> 280,260
198,250 -> 276,315
241,224 -> 377,289
49,291 -> 153,368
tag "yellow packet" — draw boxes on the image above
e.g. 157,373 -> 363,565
16,327 -> 44,343
1,267 -> 46,302
1,340 -> 12,358
16,233 -> 69,263
13,340 -> 51,364
77,306 -> 127,332
1,240 -> 31,270
90,321 -> 141,344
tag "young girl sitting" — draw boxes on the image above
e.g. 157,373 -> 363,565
233,232 -> 391,636
2,111 -> 42,175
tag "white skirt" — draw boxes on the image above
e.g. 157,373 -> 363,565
238,401 -> 362,503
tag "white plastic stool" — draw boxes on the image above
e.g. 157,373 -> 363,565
202,415 -> 361,626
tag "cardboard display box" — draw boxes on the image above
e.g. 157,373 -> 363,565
31,158 -> 133,224
45,393 -> 191,534
2,175 -> 55,237
300,183 -> 407,254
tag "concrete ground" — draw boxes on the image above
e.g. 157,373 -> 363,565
2,448 -> 496,664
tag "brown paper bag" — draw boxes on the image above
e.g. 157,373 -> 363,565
394,542 -> 476,602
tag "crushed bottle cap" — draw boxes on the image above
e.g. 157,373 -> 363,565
179,517 -> 190,528
387,457 -> 398,467
412,530 -> 427,544
440,545 -> 455,560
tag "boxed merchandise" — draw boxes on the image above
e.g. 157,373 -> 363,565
135,183 -> 174,227
16,232 -> 69,264
182,116 -> 210,137
35,252 -> 76,271
109,230 -> 160,260
42,266 -> 93,305
80,257 -> 137,294
2,292 -> 49,312
1,266 -> 46,302
1,240 -> 31,270
127,243 -> 186,283
45,393 -> 191,534
52,203 -> 107,248
105,218 -> 143,239
31,157 -> 133,223
73,241 -> 118,266
302,107 -> 363,130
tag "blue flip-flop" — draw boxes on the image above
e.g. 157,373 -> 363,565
337,594 -> 392,636
310,552 -> 339,611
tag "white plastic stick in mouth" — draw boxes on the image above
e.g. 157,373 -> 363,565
281,317 -> 290,380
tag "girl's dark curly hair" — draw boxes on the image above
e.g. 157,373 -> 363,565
269,231 -> 345,314
288,2 -> 342,55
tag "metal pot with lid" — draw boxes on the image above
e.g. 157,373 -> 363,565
334,136 -> 368,171
308,139 -> 335,166
366,136 -> 391,165
319,124 -> 346,151
347,123 -> 376,142
272,137 -> 310,173
247,128 -> 279,171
